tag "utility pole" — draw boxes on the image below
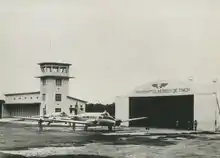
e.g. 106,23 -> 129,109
212,78 -> 219,131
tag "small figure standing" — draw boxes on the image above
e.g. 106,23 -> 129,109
187,121 -> 191,130
194,120 -> 198,131
215,120 -> 217,131
38,119 -> 43,132
176,120 -> 179,129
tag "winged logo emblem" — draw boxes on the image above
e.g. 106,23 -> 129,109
152,83 -> 168,89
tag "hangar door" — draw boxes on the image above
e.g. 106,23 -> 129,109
129,95 -> 194,130
5,104 -> 40,117
0,104 -> 2,118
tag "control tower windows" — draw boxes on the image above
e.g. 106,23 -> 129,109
41,66 -> 45,72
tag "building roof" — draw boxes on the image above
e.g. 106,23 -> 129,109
4,102 -> 40,105
4,91 -> 40,96
35,76 -> 75,79
38,62 -> 72,66
67,96 -> 87,103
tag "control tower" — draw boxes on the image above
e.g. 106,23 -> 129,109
36,62 -> 74,116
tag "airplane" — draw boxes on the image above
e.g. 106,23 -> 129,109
14,111 -> 148,132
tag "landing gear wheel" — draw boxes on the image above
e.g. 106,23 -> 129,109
84,125 -> 88,131
108,126 -> 113,131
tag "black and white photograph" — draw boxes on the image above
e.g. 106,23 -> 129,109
0,0 -> 220,158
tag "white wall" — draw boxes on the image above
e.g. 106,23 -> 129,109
66,98 -> 86,115
194,93 -> 218,131
40,78 -> 69,115
5,93 -> 40,104
115,96 -> 129,126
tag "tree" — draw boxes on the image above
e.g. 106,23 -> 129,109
85,102 -> 115,117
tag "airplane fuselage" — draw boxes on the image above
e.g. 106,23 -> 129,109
70,112 -> 116,127
17,111 -> 147,132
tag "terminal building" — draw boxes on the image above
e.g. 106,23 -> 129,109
115,79 -> 220,132
1,62 -> 87,118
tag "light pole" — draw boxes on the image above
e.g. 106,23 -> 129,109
212,78 -> 219,131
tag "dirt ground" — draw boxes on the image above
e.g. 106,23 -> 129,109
0,122 -> 220,158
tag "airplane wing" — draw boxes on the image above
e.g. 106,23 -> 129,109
13,116 -> 51,122
51,119 -> 89,125
121,117 -> 148,123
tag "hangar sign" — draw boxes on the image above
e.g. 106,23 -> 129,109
152,88 -> 190,93
136,88 -> 191,94
135,83 -> 191,94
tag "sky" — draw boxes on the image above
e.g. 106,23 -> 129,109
0,0 -> 220,103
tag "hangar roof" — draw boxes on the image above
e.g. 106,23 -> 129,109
4,103 -> 40,105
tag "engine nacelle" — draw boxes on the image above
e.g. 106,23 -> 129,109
115,119 -> 122,126
93,120 -> 98,125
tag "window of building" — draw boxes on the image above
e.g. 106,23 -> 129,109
55,94 -> 62,101
42,94 -> 46,101
56,79 -> 62,86
69,105 -> 73,114
75,102 -> 78,108
65,68 -> 69,73
41,67 -> 45,72
42,79 -> 46,85
60,67 -> 64,73
55,108 -> 61,112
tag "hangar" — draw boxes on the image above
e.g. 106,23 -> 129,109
115,80 -> 220,131
1,62 -> 87,118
